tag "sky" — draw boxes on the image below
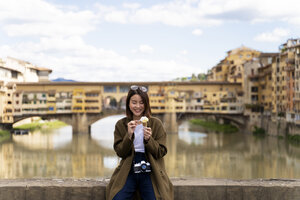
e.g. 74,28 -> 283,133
0,0 -> 299,82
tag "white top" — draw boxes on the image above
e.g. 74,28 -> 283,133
133,124 -> 145,153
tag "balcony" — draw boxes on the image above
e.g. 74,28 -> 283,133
284,66 -> 295,71
286,58 -> 295,64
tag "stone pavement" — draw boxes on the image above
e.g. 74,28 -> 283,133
0,178 -> 299,200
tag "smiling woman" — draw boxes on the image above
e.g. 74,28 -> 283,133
106,85 -> 174,200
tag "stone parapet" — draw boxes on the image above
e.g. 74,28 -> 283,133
0,178 -> 299,200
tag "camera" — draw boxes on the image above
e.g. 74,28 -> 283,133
133,161 -> 151,173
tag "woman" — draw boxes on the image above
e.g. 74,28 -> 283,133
106,85 -> 174,200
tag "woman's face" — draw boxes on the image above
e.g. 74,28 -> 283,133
129,94 -> 145,119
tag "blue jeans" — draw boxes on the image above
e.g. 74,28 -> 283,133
113,152 -> 156,200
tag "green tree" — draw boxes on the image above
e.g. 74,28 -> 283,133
197,73 -> 207,81
191,73 -> 197,81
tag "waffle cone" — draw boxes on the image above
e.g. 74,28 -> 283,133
142,122 -> 147,127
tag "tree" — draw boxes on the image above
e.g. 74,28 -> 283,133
191,73 -> 197,81
197,73 -> 207,81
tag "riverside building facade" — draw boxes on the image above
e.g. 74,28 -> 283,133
0,57 -> 52,123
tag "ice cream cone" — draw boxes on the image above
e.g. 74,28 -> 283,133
140,116 -> 149,127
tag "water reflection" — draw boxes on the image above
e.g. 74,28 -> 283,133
0,114 -> 299,179
178,121 -> 207,145
90,115 -> 120,149
12,126 -> 72,150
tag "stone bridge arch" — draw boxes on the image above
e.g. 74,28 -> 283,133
177,113 -> 248,130
13,110 -> 123,134
103,96 -> 118,110
13,115 -> 45,126
119,96 -> 127,110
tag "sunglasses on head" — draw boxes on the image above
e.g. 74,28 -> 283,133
130,85 -> 148,92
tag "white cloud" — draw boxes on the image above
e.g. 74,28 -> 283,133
139,45 -> 154,54
0,0 -> 298,82
192,29 -> 203,36
132,45 -> 154,54
2,0 -> 299,36
104,10 -> 128,24
123,3 -> 141,10
95,1 -> 222,27
254,28 -> 290,42
181,50 -> 188,55
93,0 -> 300,27
0,0 -> 97,38
0,38 -> 195,81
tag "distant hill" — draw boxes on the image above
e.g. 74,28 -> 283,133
52,77 -> 76,82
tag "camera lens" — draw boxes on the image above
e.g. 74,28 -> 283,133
141,164 -> 147,171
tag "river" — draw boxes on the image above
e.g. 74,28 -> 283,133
0,115 -> 299,179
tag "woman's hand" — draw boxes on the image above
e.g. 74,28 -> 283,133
144,127 -> 152,142
127,120 -> 138,139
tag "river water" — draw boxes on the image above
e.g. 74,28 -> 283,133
0,115 -> 299,179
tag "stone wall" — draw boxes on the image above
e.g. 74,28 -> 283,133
0,178 -> 299,200
288,123 -> 300,135
262,117 -> 300,137
261,116 -> 287,136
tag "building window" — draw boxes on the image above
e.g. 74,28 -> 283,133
251,95 -> 258,101
104,86 -> 117,93
251,87 -> 258,92
120,86 -> 129,93
86,93 -> 99,97
11,71 -> 18,78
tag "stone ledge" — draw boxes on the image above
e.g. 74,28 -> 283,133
0,178 -> 299,200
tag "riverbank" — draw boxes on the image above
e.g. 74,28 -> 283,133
189,119 -> 238,133
0,130 -> 10,142
14,120 -> 67,131
287,134 -> 300,145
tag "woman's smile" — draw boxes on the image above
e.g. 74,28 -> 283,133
129,94 -> 145,119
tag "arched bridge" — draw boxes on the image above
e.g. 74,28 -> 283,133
177,112 -> 248,129
13,109 -> 123,134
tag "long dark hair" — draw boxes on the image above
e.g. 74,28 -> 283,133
126,87 -> 151,119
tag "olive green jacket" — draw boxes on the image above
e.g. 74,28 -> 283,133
106,116 -> 174,200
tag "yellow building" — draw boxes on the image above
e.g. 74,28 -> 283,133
243,53 -> 277,125
295,44 -> 300,124
208,46 -> 261,87
15,82 -> 102,116
271,55 -> 279,118
281,40 -> 298,123
5,81 -> 244,124
72,89 -> 85,113
258,63 -> 273,113
0,82 -> 15,123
